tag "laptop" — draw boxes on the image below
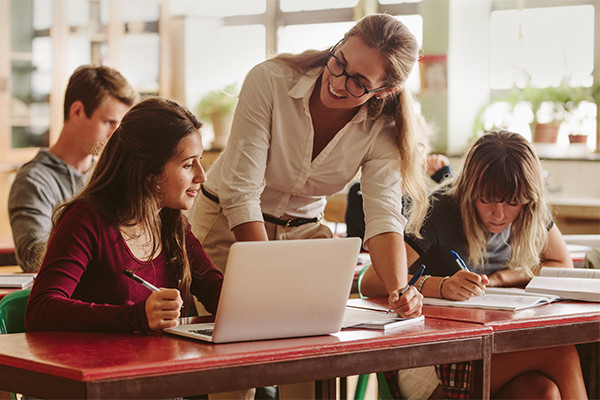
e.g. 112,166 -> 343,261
165,237 -> 361,343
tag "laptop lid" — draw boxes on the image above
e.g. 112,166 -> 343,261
166,237 -> 361,343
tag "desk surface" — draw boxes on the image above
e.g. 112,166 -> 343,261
0,235 -> 16,266
0,318 -> 491,399
423,301 -> 600,355
422,301 -> 600,330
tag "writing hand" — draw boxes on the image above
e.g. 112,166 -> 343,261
387,287 -> 423,318
441,271 -> 488,300
145,288 -> 183,331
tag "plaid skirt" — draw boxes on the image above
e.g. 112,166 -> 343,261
435,361 -> 472,399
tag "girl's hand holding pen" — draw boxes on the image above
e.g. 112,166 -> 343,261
387,287 -> 423,319
441,271 -> 489,301
145,289 -> 183,331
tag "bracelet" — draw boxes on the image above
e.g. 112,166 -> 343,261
416,275 -> 431,293
439,276 -> 450,299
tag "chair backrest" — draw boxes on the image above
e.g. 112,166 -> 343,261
0,289 -> 31,334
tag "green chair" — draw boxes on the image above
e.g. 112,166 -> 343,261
353,265 -> 396,400
0,289 -> 31,400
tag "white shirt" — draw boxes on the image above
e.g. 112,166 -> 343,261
204,60 -> 407,242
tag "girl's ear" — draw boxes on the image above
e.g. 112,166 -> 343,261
375,87 -> 399,99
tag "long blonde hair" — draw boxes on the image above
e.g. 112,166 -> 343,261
274,14 -> 428,234
446,130 -> 549,274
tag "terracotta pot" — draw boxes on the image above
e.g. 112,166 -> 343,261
210,113 -> 234,151
533,122 -> 561,143
568,134 -> 588,144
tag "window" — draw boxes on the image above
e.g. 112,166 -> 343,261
485,4 -> 597,151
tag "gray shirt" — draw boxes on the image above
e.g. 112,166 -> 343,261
8,149 -> 91,272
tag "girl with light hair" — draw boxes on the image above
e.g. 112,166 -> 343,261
361,130 -> 587,399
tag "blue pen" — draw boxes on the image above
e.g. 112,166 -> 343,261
401,264 -> 426,295
388,264 -> 426,313
450,250 -> 469,272
451,250 -> 486,295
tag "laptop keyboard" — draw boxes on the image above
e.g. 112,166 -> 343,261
190,328 -> 214,336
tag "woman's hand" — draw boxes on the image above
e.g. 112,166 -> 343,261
387,286 -> 423,318
145,288 -> 183,331
441,271 -> 489,300
425,154 -> 450,177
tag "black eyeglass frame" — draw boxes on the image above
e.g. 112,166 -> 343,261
326,40 -> 392,98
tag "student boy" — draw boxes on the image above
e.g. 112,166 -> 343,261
8,65 -> 137,272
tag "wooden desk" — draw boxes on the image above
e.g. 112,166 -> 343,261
423,302 -> 600,398
422,301 -> 600,352
0,318 -> 492,399
0,235 -> 16,266
0,265 -> 29,300
0,235 -> 17,265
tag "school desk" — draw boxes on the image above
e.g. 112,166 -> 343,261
0,317 -> 492,399
0,265 -> 29,300
0,235 -> 16,267
422,301 -> 600,352
423,301 -> 600,398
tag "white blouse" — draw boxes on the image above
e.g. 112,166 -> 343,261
203,60 -> 407,243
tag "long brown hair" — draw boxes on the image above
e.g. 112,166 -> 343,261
446,130 -> 549,273
274,14 -> 428,234
53,97 -> 202,305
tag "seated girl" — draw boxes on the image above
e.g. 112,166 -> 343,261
360,130 -> 587,399
26,97 -> 223,333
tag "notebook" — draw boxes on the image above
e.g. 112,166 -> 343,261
0,273 -> 36,289
421,287 -> 561,311
165,237 -> 362,343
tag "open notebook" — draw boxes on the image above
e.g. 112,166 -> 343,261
422,287 -> 561,311
165,237 -> 361,343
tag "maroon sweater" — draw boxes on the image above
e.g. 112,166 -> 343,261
25,201 -> 223,333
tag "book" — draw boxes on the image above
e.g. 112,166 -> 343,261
525,267 -> 600,302
421,287 -> 560,311
0,273 -> 36,289
342,306 -> 425,331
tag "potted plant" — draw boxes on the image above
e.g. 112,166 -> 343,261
196,83 -> 239,150
474,79 -> 599,144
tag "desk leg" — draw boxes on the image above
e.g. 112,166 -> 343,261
315,379 -> 336,400
473,335 -> 492,400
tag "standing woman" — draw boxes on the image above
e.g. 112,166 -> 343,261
26,97 -> 223,334
193,13 -> 428,318
361,130 -> 587,399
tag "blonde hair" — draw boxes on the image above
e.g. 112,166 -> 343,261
445,130 -> 549,274
274,14 -> 428,234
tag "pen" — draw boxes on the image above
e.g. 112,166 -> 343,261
450,250 -> 469,272
123,270 -> 159,292
388,264 -> 427,313
451,250 -> 485,296
401,264 -> 426,295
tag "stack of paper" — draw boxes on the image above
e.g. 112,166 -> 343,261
0,274 -> 36,289
344,299 -> 425,331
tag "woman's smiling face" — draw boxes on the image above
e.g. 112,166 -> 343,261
158,130 -> 206,211
319,36 -> 391,110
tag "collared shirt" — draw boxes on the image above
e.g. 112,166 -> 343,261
204,59 -> 407,242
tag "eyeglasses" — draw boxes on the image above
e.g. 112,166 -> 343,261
326,41 -> 391,98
